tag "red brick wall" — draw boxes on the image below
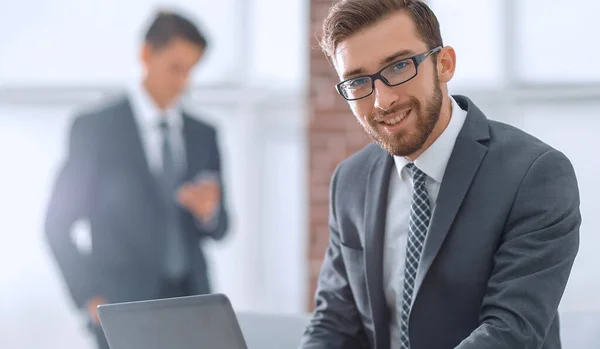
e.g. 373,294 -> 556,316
307,0 -> 371,310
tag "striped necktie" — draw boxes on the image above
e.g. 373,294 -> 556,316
399,163 -> 432,349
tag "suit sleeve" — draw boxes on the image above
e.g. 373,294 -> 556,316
189,129 -> 229,240
299,165 -> 369,349
455,150 -> 581,349
44,116 -> 99,309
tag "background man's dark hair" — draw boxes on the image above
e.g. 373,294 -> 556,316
144,10 -> 208,50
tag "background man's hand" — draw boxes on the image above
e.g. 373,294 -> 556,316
87,296 -> 106,325
177,178 -> 221,222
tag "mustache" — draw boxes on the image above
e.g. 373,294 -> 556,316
372,101 -> 417,122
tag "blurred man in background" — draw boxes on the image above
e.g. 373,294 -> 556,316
44,10 -> 229,349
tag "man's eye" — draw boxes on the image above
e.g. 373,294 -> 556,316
348,78 -> 368,88
392,61 -> 408,71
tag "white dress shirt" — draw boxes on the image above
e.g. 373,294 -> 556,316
384,96 -> 468,348
128,83 -> 186,175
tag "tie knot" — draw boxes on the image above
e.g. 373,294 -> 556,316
406,163 -> 427,185
158,119 -> 169,133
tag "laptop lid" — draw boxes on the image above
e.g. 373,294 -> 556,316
97,293 -> 248,349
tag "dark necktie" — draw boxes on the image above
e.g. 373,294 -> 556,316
158,120 -> 188,280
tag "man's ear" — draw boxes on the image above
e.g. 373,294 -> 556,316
140,42 -> 154,66
436,46 -> 456,84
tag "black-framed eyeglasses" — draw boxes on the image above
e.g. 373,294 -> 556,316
335,46 -> 443,101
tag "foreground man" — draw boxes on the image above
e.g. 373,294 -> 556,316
300,0 -> 580,348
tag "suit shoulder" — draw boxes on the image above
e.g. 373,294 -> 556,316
487,119 -> 558,157
485,120 -> 576,186
183,111 -> 217,133
70,95 -> 128,131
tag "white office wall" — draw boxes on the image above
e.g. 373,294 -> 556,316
253,107 -> 308,312
0,0 -> 307,88
247,0 -> 309,88
515,0 -> 600,83
0,105 -> 92,348
0,0 -> 234,85
428,0 -> 505,89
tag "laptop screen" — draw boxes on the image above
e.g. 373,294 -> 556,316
99,294 -> 248,349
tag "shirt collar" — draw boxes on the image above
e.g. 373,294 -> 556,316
393,95 -> 468,182
128,83 -> 183,130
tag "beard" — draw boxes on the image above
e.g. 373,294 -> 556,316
362,75 -> 443,157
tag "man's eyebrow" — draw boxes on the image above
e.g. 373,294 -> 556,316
379,49 -> 417,66
342,66 -> 366,80
341,49 -> 418,80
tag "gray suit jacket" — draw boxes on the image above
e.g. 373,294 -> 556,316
300,95 -> 581,349
45,96 -> 229,309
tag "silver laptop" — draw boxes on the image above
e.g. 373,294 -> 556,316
97,293 -> 248,349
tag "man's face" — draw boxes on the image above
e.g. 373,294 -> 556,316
141,37 -> 204,107
333,11 -> 444,157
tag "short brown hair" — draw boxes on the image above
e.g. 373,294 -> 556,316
145,10 -> 208,50
319,0 -> 443,59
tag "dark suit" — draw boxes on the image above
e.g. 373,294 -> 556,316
300,95 -> 580,349
44,96 -> 229,346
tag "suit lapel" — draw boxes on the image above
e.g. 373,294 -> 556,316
120,98 -> 163,205
412,96 -> 491,307
181,113 -> 213,184
364,149 -> 394,349
181,114 -> 197,182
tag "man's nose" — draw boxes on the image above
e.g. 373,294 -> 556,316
373,79 -> 397,111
